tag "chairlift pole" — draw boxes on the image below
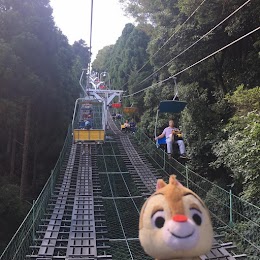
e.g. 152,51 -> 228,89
229,189 -> 233,226
154,110 -> 159,138
172,76 -> 178,100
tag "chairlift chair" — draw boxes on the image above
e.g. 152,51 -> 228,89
111,103 -> 122,109
154,77 -> 187,146
123,104 -> 138,114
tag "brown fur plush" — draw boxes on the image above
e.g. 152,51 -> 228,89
139,175 -> 213,260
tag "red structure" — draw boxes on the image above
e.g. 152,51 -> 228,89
112,103 -> 122,108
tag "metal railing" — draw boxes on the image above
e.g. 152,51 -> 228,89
0,125 -> 73,260
134,128 -> 260,259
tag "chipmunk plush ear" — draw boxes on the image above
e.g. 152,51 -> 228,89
169,175 -> 184,188
156,179 -> 167,191
169,175 -> 184,186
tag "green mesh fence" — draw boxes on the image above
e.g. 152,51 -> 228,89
134,129 -> 260,259
0,125 -> 73,260
96,141 -> 152,260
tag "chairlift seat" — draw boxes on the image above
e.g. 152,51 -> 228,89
156,135 -> 183,149
112,103 -> 122,108
157,137 -> 166,145
159,100 -> 187,113
123,107 -> 137,114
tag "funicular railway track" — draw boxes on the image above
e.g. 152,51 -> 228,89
1,115 -> 251,259
108,119 -> 158,194
26,143 -> 111,260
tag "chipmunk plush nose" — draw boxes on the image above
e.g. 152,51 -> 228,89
173,214 -> 188,222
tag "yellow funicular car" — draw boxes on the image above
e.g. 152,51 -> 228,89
72,98 -> 105,143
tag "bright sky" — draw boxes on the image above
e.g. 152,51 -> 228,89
49,0 -> 134,61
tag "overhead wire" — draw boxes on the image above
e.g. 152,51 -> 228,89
124,0 -> 252,96
86,0 -> 94,91
123,26 -> 260,97
119,0 -> 207,90
89,0 -> 94,63
136,0 -> 207,73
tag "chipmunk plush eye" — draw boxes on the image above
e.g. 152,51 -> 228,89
190,208 -> 202,226
152,210 -> 165,228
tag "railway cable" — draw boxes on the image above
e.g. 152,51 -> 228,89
123,25 -> 259,98
123,0 -> 252,97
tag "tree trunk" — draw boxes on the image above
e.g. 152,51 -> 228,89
20,99 -> 31,199
7,129 -> 12,156
32,139 -> 38,196
9,129 -> 17,178
213,54 -> 226,95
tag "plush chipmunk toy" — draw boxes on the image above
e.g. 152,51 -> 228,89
139,175 -> 213,260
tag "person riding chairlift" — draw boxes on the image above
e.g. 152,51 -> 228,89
124,120 -> 130,128
155,119 -> 186,159
116,113 -> 122,120
122,119 -> 130,132
112,113 -> 116,120
129,119 -> 136,133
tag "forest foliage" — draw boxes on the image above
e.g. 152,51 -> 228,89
92,1 -> 260,256
0,0 -> 89,251
93,0 -> 260,204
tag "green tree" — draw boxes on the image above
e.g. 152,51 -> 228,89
0,0 -> 90,250
92,45 -> 114,73
211,86 -> 260,203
